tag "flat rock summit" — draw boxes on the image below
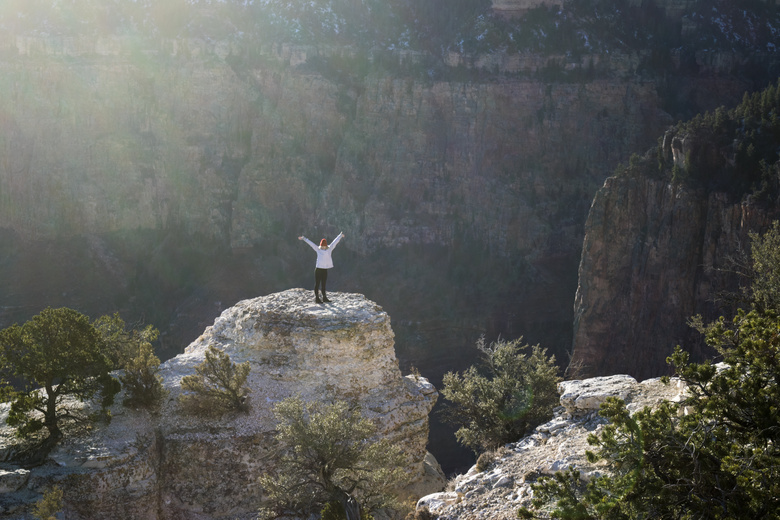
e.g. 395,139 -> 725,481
0,289 -> 444,519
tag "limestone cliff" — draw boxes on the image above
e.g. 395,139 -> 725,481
0,290 -> 444,519
569,174 -> 779,380
0,7 -> 770,370
0,40 -> 696,388
416,372 -> 688,519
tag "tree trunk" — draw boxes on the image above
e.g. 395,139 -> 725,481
44,384 -> 62,442
339,491 -> 361,520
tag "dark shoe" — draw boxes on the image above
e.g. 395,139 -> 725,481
322,293 -> 331,302
315,296 -> 323,304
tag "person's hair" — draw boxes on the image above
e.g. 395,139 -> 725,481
320,238 -> 328,247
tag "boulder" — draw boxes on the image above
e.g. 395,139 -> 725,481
0,468 -> 29,494
558,374 -> 638,416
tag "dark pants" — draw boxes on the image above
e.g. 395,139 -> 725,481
314,268 -> 328,297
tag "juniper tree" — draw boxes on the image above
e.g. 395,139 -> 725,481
93,313 -> 164,408
440,336 -> 560,453
0,308 -> 120,456
258,397 -> 408,520
179,345 -> 250,415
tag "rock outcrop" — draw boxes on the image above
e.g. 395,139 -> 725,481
569,174 -> 780,380
0,289 -> 444,519
417,373 -> 687,519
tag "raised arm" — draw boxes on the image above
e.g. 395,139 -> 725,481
329,232 -> 345,250
299,236 -> 319,251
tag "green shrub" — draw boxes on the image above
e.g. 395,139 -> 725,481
529,308 -> 780,519
121,341 -> 165,408
32,486 -> 63,520
179,346 -> 250,415
441,336 -> 560,453
258,397 -> 407,520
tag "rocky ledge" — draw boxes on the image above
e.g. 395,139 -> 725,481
417,374 -> 687,519
0,289 -> 444,519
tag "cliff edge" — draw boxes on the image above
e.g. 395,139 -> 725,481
417,373 -> 687,519
0,289 -> 444,519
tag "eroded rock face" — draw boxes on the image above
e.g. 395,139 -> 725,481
570,174 -> 779,380
0,289 -> 443,519
417,374 -> 688,519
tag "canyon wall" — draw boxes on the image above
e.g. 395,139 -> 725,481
570,173 -> 779,380
0,38 -> 700,360
0,42 -> 675,248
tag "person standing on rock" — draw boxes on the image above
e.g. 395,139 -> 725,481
299,232 -> 345,303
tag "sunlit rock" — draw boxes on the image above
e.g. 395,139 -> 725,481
418,373 -> 689,519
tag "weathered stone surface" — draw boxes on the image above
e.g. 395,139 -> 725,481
558,374 -> 638,416
0,289 -> 444,519
418,373 -> 688,519
0,468 -> 29,494
570,174 -> 780,380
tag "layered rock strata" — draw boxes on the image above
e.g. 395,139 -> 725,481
491,0 -> 563,18
0,289 -> 443,519
417,373 -> 688,519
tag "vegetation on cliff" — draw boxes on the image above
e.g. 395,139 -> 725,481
94,313 -> 165,408
179,345 -> 251,415
523,224 -> 780,520
31,485 -> 63,520
1,0 -> 778,479
0,309 -> 162,462
259,397 -> 408,520
441,336 -> 560,453
651,78 -> 780,200
0,308 -> 120,459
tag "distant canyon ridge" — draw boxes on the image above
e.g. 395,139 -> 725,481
0,26 -> 777,470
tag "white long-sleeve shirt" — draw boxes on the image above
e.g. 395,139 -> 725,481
302,232 -> 344,269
